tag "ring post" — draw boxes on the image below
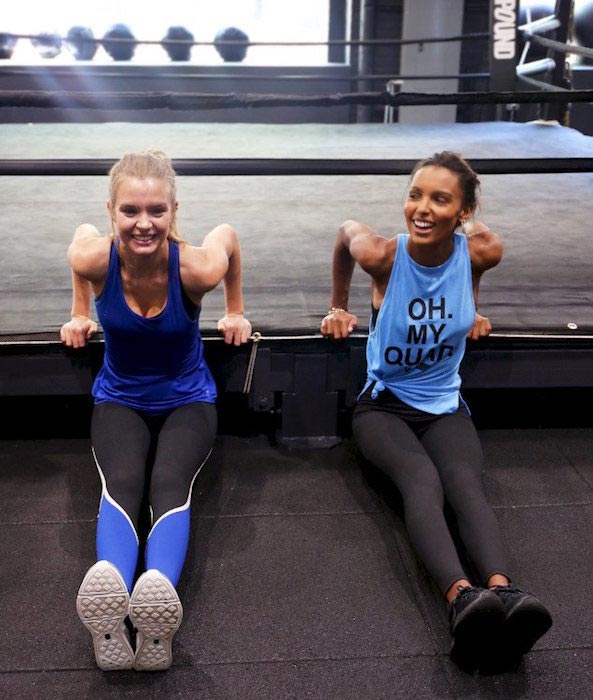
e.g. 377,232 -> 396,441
490,0 -> 519,120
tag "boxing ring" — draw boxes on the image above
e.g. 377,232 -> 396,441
3,118 -> 593,337
2,118 -> 593,444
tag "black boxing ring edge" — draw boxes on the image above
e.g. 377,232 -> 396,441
3,332 -> 593,447
3,157 -> 593,176
1,88 -> 592,111
3,132 -> 593,444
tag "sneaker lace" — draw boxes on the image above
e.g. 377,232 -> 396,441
454,585 -> 477,603
491,584 -> 524,601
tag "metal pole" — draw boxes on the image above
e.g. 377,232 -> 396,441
545,0 -> 574,122
357,0 -> 374,122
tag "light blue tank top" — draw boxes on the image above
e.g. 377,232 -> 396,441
92,239 -> 217,414
362,232 -> 475,414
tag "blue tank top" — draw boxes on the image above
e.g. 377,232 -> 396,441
92,239 -> 217,414
362,232 -> 475,414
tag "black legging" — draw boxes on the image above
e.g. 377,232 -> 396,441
91,400 -> 217,526
353,393 -> 508,595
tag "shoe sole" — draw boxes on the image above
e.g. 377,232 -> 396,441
450,595 -> 506,673
76,560 -> 134,671
129,569 -> 183,672
507,599 -> 553,656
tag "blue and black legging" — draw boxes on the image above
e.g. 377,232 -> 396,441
90,400 -> 217,592
353,386 -> 509,596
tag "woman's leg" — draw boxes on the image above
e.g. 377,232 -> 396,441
144,401 -> 217,586
129,401 -> 217,672
353,406 -> 508,671
419,409 -> 509,586
77,401 -> 150,670
353,409 -> 469,595
421,411 -> 553,660
91,401 -> 151,591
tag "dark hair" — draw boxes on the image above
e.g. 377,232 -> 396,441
410,151 -> 480,211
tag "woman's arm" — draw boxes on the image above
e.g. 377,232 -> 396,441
60,224 -> 109,348
464,221 -> 504,340
67,224 -> 111,283
59,270 -> 99,348
321,219 -> 393,339
182,224 -> 252,345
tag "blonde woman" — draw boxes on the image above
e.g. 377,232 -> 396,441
61,150 -> 252,671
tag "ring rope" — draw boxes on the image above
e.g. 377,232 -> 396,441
0,67 -> 491,82
522,31 -> 593,60
6,31 -> 490,49
2,157 -> 593,177
517,74 -> 569,92
3,331 -> 593,348
1,88 -> 591,110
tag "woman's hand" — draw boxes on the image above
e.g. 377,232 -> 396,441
217,313 -> 253,346
60,315 -> 98,348
467,313 -> 492,340
320,307 -> 358,340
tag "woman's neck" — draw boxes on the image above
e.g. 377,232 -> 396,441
407,236 -> 455,267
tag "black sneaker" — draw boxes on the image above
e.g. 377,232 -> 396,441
490,584 -> 553,658
449,586 -> 506,672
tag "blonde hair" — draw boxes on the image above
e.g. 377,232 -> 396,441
108,149 -> 187,243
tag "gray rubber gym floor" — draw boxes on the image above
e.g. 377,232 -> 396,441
0,426 -> 592,699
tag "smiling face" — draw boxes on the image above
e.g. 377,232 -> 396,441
404,165 -> 472,248
108,176 -> 177,256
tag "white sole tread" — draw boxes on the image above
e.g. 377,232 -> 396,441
129,569 -> 183,672
76,560 -> 134,671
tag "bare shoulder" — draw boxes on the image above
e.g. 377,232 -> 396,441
179,241 -> 226,294
68,226 -> 111,281
466,227 -> 503,273
341,219 -> 396,276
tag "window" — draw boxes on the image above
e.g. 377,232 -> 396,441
3,0 -> 331,66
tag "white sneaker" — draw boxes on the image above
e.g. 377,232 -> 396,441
129,569 -> 183,671
76,560 -> 134,671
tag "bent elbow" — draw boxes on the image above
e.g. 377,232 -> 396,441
490,233 -> 504,264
